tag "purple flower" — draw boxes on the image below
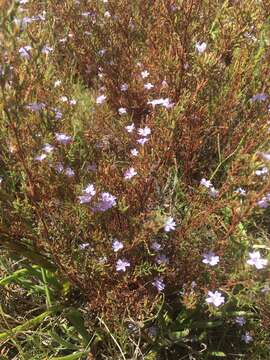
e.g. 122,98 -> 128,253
141,70 -> 149,79
138,126 -> 151,137
164,217 -> 176,232
35,153 -> 47,161
65,167 -> 75,177
251,93 -> 267,102
116,259 -> 130,272
42,144 -> 54,153
147,97 -> 174,109
96,94 -> 106,104
200,178 -> 213,188
155,254 -> 169,265
151,241 -> 162,252
144,82 -> 154,90
79,243 -> 90,250
19,45 -> 32,58
130,148 -> 138,156
206,291 -> 225,307
55,133 -> 72,144
26,102 -> 46,112
255,167 -> 268,176
259,152 -> 270,161
137,137 -> 149,145
118,107 -> 127,115
112,239 -> 124,252
247,251 -> 268,269
202,251 -> 220,266
120,83 -> 129,91
125,123 -> 135,133
152,277 -> 165,292
55,163 -> 64,173
78,184 -> 96,204
94,192 -> 117,212
234,316 -> 246,326
42,45 -> 53,54
241,332 -> 253,344
235,187 -> 246,196
124,167 -> 137,180
195,41 -> 207,54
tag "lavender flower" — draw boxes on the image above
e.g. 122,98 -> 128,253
247,251 -> 268,269
155,254 -> 169,265
130,148 -> 138,156
152,277 -> 165,292
125,123 -> 135,133
195,41 -> 207,54
94,192 -> 117,212
19,45 -> 32,58
116,259 -> 130,272
202,251 -> 220,266
42,144 -> 54,153
137,137 -> 149,145
112,239 -> 124,252
164,217 -> 176,232
206,291 -> 225,307
120,83 -> 129,91
55,133 -> 72,144
234,316 -> 246,326
96,94 -> 106,104
144,82 -> 154,90
138,126 -> 151,137
151,241 -> 162,252
35,153 -> 47,161
124,167 -> 137,180
241,332 -> 253,344
78,184 -> 96,204
65,167 -> 75,177
141,70 -> 149,79
118,107 -> 127,115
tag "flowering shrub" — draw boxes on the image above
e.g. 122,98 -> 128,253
0,0 -> 270,358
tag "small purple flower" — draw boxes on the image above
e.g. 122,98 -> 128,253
65,167 -> 75,177
19,45 -> 32,58
55,162 -> 64,173
26,102 -> 46,112
259,152 -> 270,161
42,45 -> 53,54
144,82 -> 154,90
155,254 -> 169,265
55,133 -> 72,144
112,239 -> 124,252
43,143 -> 54,153
79,243 -> 90,250
164,217 -> 176,232
125,123 -> 135,133
152,277 -> 165,292
151,241 -> 162,252
200,178 -> 213,188
255,167 -> 268,176
206,291 -> 225,307
78,184 -> 96,204
241,332 -> 253,344
195,41 -> 207,54
116,259 -> 130,272
137,137 -> 149,145
94,192 -> 117,212
247,251 -> 268,269
235,187 -> 246,196
118,107 -> 127,115
124,167 -> 137,180
234,316 -> 246,326
35,153 -> 47,161
96,94 -> 106,104
141,70 -> 149,79
120,83 -> 129,91
202,251 -> 220,266
138,126 -> 151,137
251,93 -> 267,102
130,148 -> 138,156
